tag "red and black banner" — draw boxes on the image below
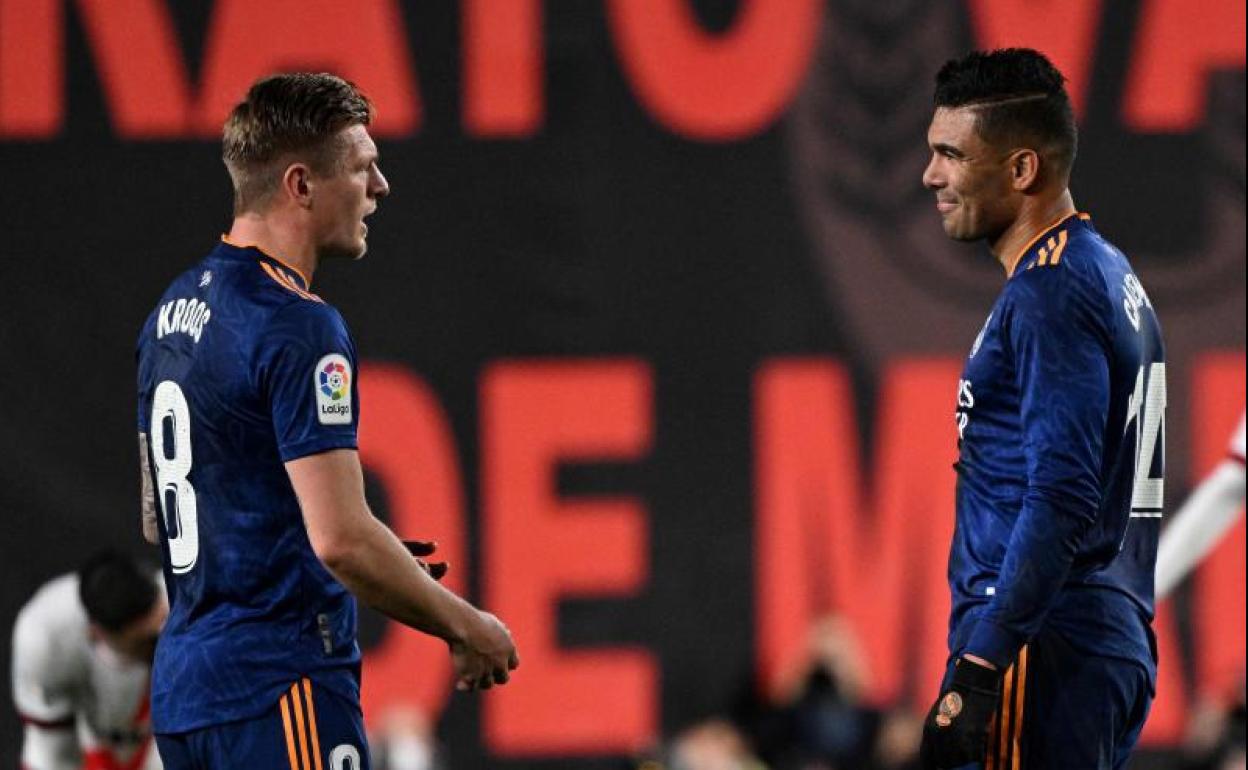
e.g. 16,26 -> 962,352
0,2 -> 1243,767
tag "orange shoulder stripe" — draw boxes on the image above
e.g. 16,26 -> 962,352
260,262 -> 323,303
1048,230 -> 1069,265
1009,212 -> 1086,275
221,235 -> 313,287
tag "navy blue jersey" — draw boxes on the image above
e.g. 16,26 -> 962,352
948,214 -> 1166,676
136,239 -> 362,733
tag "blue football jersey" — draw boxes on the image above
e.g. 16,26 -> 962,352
948,214 -> 1166,676
136,238 -> 362,733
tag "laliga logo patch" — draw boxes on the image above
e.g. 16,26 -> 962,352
315,354 -> 353,425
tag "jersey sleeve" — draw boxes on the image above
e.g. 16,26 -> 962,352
256,301 -> 360,462
11,604 -> 76,726
964,267 -> 1112,667
21,724 -> 83,770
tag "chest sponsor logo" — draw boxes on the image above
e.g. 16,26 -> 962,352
970,312 -> 992,358
315,354 -> 353,425
955,378 -> 974,439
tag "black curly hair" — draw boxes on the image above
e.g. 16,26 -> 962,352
79,549 -> 158,632
934,48 -> 1077,179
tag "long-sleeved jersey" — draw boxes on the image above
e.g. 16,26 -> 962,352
948,213 -> 1166,676
136,238 -> 361,733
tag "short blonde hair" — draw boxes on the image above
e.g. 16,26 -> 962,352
222,73 -> 373,214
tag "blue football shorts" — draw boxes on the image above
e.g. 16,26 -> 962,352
155,677 -> 370,770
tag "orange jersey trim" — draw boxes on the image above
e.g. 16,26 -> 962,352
220,234 -> 314,289
260,261 -> 324,303
279,695 -> 302,770
300,679 -> 325,770
288,682 -> 313,770
1009,212 -> 1086,276
984,646 -> 1028,770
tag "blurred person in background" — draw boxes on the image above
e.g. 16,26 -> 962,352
752,615 -> 919,770
1154,412 -> 1245,770
756,615 -> 875,769
1177,676 -> 1246,770
1155,410 -> 1246,600
919,48 -> 1165,769
10,549 -> 167,770
668,719 -> 768,770
369,704 -> 444,770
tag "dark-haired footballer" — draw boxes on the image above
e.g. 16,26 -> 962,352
11,550 -> 168,770
136,73 -> 517,769
917,49 -> 1165,769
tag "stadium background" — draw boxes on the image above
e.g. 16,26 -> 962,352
0,1 -> 1243,767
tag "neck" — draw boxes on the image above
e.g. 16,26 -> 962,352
990,189 -> 1076,277
226,212 -> 318,286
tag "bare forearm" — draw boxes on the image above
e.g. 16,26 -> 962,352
321,512 -> 474,643
137,433 -> 159,545
287,450 -> 484,648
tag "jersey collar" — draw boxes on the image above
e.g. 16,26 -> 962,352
217,235 -> 313,290
1007,212 -> 1091,277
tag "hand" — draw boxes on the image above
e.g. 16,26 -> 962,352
919,656 -> 1001,769
402,540 -> 449,581
449,610 -> 519,692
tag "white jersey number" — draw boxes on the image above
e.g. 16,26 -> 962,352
151,380 -> 199,573
1124,362 -> 1166,518
329,745 -> 362,770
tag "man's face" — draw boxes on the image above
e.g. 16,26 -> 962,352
311,123 -> 390,261
922,107 -> 1016,243
98,592 -> 168,665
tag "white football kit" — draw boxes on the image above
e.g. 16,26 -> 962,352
1155,411 -> 1247,600
11,573 -> 161,770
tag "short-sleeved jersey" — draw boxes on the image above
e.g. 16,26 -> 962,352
948,214 -> 1166,675
136,239 -> 361,734
12,574 -> 161,770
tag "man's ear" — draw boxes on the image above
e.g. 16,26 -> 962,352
281,163 -> 314,209
1009,149 -> 1040,192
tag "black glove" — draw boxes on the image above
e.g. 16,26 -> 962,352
919,657 -> 1001,769
402,540 -> 449,581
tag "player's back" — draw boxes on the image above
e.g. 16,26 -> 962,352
136,238 -> 361,733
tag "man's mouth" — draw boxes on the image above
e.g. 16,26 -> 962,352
936,200 -> 957,213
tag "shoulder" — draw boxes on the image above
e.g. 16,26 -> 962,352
13,575 -> 87,675
1004,222 -> 1118,326
233,264 -> 351,355
263,294 -> 351,347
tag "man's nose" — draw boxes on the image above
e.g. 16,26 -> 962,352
922,157 -> 943,190
372,166 -> 390,199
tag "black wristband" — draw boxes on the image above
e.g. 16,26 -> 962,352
951,658 -> 1002,694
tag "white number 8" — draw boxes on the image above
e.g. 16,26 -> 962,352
151,381 -> 199,574
329,745 -> 362,770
